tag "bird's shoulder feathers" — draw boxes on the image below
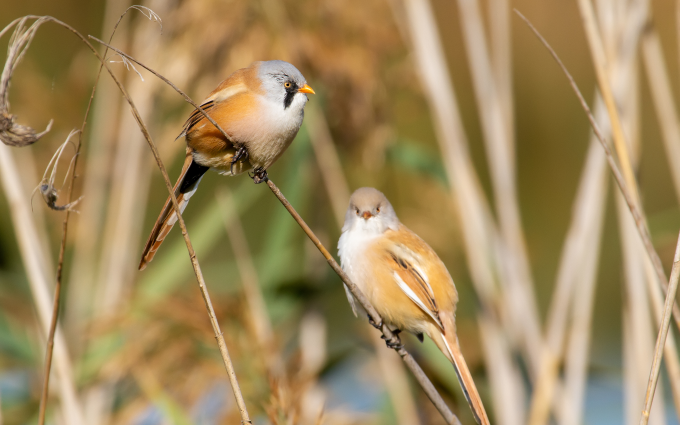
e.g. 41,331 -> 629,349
374,225 -> 458,329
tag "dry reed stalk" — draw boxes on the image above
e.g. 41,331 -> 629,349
14,147 -> 55,273
574,0 -> 680,331
602,2 -> 674,420
371,337 -> 422,425
25,21 -> 255,422
401,0 -> 526,422
265,178 -> 460,425
517,6 -> 680,423
305,102 -> 351,226
489,0 -> 514,143
641,29 -> 680,202
478,316 -> 526,425
84,6 -> 166,422
558,202 -> 606,425
640,233 -> 680,424
576,0 -> 639,201
528,115 -> 610,425
66,4 -> 139,424
529,0 -> 645,420
619,195 -> 668,425
298,312 -> 328,424
66,0 -> 129,332
101,62 -> 253,425
609,29 -> 668,417
0,15 -> 103,424
215,187 -> 285,381
516,6 -> 680,336
305,102 -> 422,425
642,254 -> 680,417
590,1 -> 680,421
94,1 -> 168,319
38,134 -> 83,425
624,312 -> 643,425
399,0 -> 498,308
456,0 -> 542,373
677,0 -> 680,83
0,144 -> 85,425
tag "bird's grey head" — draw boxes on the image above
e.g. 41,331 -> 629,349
343,187 -> 399,234
257,60 -> 313,110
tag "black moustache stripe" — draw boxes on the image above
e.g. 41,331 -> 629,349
283,90 -> 296,109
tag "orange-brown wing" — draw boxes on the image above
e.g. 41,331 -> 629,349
179,99 -> 217,138
385,242 -> 444,330
177,69 -> 251,141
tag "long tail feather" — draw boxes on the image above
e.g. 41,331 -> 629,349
437,313 -> 490,425
139,150 -> 208,270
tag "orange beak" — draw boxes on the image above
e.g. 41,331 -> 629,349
298,83 -> 315,94
361,211 -> 373,220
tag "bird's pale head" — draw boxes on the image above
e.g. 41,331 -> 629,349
256,60 -> 314,111
343,187 -> 399,234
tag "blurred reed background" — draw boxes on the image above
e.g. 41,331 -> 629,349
1,0 -> 680,424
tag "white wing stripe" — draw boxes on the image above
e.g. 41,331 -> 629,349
393,271 -> 444,329
392,244 -> 437,298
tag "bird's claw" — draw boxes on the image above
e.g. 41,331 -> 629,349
368,314 -> 382,330
250,167 -> 268,184
230,146 -> 249,175
381,333 -> 404,350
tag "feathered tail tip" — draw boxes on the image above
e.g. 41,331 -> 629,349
438,314 -> 490,425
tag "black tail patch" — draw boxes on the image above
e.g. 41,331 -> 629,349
179,160 -> 209,194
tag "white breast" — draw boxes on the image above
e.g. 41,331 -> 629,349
245,93 -> 307,170
337,220 -> 383,316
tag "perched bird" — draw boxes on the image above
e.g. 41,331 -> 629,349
338,187 -> 490,425
139,60 -> 314,270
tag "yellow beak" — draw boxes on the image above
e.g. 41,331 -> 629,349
298,83 -> 315,94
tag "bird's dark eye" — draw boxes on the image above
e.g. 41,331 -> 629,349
355,207 -> 359,215
284,81 -> 292,88
376,207 -> 381,213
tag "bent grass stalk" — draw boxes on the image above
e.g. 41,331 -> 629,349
34,6 -> 136,420
640,233 -> 680,424
515,8 -> 680,335
0,15 -> 254,423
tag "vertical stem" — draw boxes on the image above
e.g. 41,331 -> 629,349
37,268 -> 62,425
640,232 -> 680,424
0,144 -> 85,425
576,0 -> 639,201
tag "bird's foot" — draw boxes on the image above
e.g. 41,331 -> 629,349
230,146 -> 249,175
381,332 -> 404,350
368,314 -> 383,330
250,167 -> 268,184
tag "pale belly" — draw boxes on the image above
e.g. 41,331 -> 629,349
338,231 -> 431,335
245,132 -> 296,170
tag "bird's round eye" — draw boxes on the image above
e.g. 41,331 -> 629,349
376,207 -> 381,213
284,82 -> 292,88
355,208 -> 359,215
